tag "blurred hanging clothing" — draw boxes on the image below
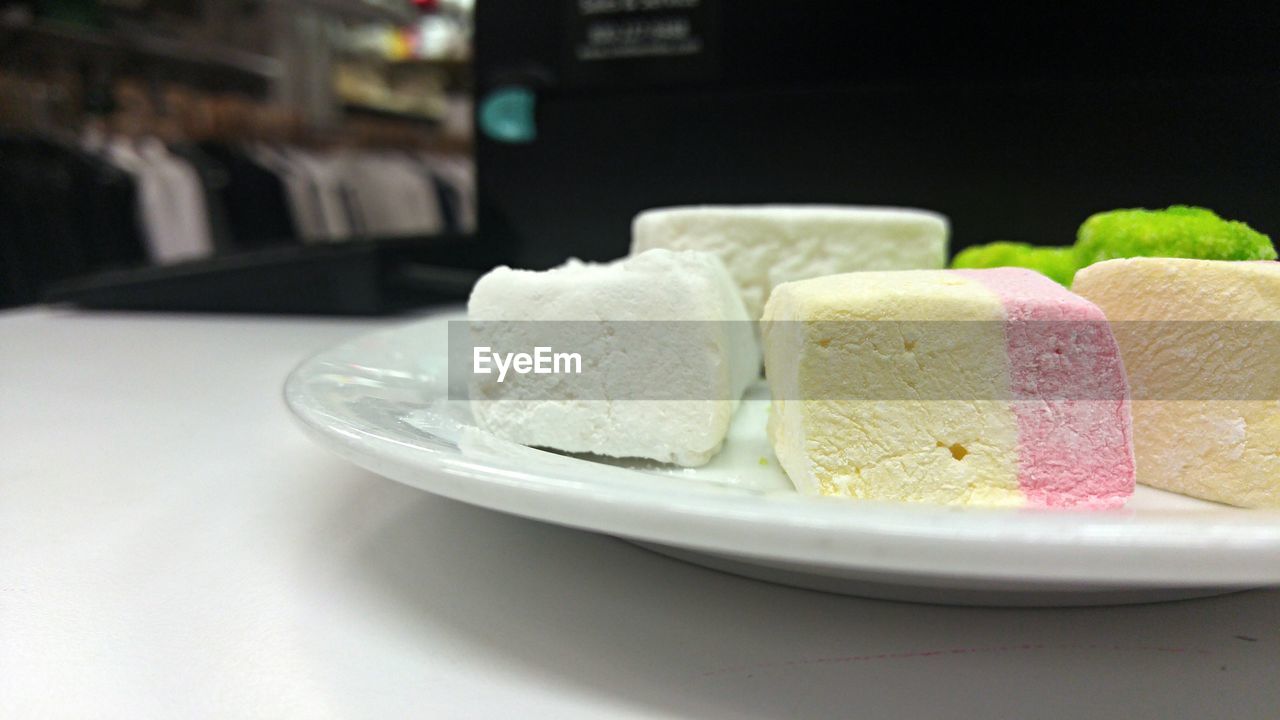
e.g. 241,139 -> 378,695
341,151 -> 444,238
101,137 -> 215,264
287,149 -> 359,242
195,141 -> 298,249
0,134 -> 147,306
168,142 -> 237,254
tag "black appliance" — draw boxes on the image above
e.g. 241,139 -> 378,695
475,2 -> 1280,269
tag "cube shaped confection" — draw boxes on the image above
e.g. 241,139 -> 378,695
467,249 -> 759,467
1073,258 -> 1280,508
632,205 -> 948,321
762,268 -> 1135,507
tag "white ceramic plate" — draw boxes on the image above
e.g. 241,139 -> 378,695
285,312 -> 1280,606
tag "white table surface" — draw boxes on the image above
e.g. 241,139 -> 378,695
2,306 -> 1278,719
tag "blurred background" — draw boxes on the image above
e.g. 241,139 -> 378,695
1,0 -> 476,312
3,2 -> 1278,313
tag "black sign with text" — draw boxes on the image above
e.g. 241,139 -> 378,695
562,0 -> 721,88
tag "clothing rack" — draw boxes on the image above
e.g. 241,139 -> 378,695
0,72 -> 476,310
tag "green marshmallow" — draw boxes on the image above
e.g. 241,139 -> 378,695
1075,205 -> 1277,265
951,241 -> 1079,286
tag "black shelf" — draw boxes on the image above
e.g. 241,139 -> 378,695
342,102 -> 443,126
0,18 -> 281,80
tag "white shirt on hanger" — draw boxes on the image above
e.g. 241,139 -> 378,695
137,137 -> 214,263
251,144 -> 327,243
101,138 -> 178,265
289,150 -> 356,242
343,151 -> 443,238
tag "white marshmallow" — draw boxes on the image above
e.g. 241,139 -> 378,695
632,205 -> 949,320
467,249 -> 759,466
